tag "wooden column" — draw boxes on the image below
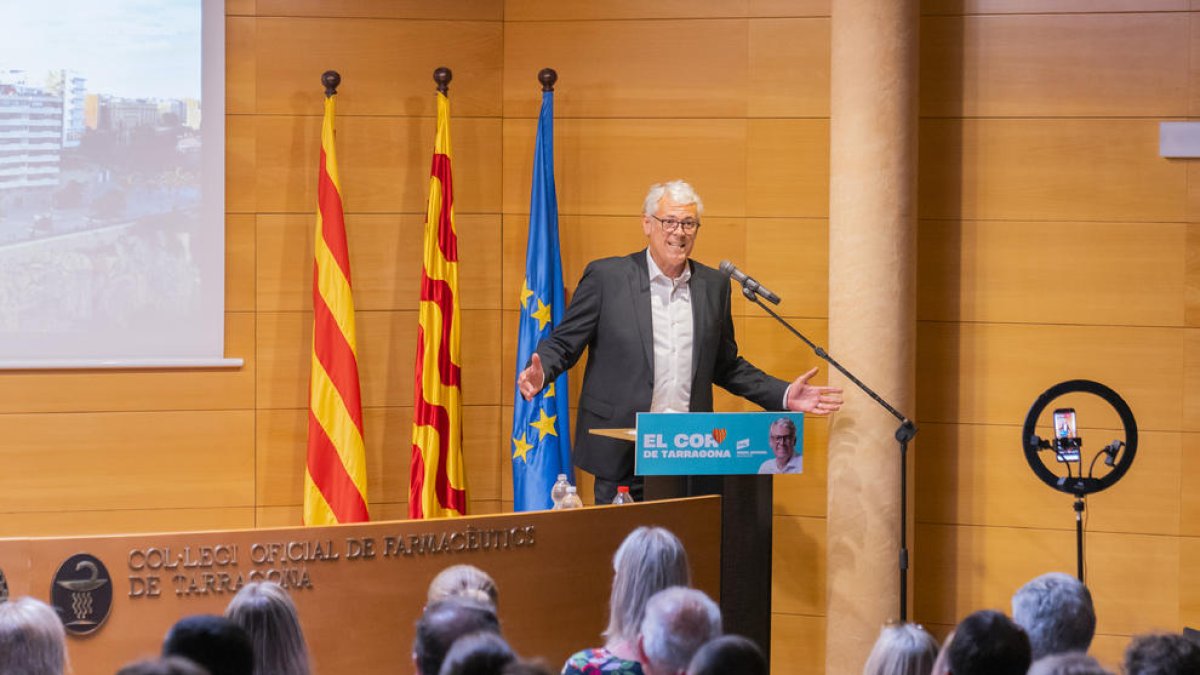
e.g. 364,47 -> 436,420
826,1 -> 919,672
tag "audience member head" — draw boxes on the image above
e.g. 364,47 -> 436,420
686,634 -> 766,675
1011,572 -> 1096,660
637,587 -> 721,675
224,581 -> 311,675
437,630 -> 514,675
500,660 -> 554,675
0,596 -> 67,675
1123,632 -> 1200,675
162,614 -> 254,675
604,526 -> 691,647
116,657 -> 212,675
1027,652 -> 1112,675
863,622 -> 940,675
413,598 -> 501,675
427,565 -> 499,610
944,610 -> 1031,675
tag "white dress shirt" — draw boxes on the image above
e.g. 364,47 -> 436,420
646,250 -> 693,413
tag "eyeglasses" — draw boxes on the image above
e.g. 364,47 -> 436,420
650,215 -> 701,234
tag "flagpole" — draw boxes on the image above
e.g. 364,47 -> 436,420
538,67 -> 557,91
322,70 -> 340,98
434,66 -> 452,94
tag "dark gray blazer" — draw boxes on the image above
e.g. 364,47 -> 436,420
534,251 -> 788,481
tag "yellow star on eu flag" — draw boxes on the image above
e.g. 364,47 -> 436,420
545,382 -> 556,398
531,298 -> 553,330
521,279 -> 534,309
529,408 -> 558,441
512,432 -> 534,463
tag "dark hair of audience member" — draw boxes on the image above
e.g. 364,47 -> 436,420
945,610 -> 1031,675
686,635 -> 767,675
116,656 -> 212,675
224,581 -> 312,675
1027,651 -> 1113,675
437,630 -> 514,675
162,614 -> 254,675
413,598 -> 501,675
1123,632 -> 1200,675
500,659 -> 554,675
0,596 -> 67,675
428,564 -> 499,610
863,622 -> 939,675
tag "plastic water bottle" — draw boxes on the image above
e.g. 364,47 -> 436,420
550,474 -> 571,509
612,486 -> 635,505
559,486 -> 584,510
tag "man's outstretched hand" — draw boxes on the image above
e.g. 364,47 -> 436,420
786,367 -> 844,415
517,353 -> 545,401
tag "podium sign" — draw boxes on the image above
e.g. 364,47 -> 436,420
635,411 -> 805,476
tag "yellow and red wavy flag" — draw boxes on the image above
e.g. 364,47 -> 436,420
410,91 -> 468,519
304,92 -> 370,526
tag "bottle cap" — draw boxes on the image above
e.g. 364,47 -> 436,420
617,486 -> 630,493
557,474 -> 567,481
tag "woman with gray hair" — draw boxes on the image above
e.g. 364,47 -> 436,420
224,581 -> 311,675
427,564 -> 499,610
0,596 -> 67,675
562,526 -> 691,675
863,622 -> 940,675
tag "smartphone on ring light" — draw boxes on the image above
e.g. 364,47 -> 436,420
1052,407 -> 1081,463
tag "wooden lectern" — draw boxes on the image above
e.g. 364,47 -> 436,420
591,427 -> 774,660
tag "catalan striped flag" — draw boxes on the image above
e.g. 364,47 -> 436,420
410,90 -> 468,519
511,85 -> 572,511
304,91 -> 369,526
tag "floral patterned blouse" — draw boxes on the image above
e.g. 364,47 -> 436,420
561,647 -> 645,675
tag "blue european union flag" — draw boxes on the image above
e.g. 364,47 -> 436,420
511,89 -> 572,511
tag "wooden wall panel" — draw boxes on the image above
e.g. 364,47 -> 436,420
921,14 -> 1189,118
225,114 -> 257,213
915,423 -> 1181,536
255,0 -> 503,21
0,508 -> 255,538
226,214 -> 256,312
254,17 -> 502,117
226,17 -> 256,114
255,115 -> 503,215
915,524 -> 1181,637
770,614 -> 824,675
918,220 -> 1186,326
256,309 -> 503,410
744,218 -> 828,319
919,119 -> 1187,222
916,322 -> 1184,429
503,20 -> 749,118
773,515 -> 826,615
256,405 -> 502,509
0,314 -> 254,414
748,19 -> 830,118
921,1 -> 1189,15
501,118 -> 749,217
772,421 -> 828,518
1182,433 -> 1200,536
0,411 -> 254,512
256,213 -> 502,312
747,119 -> 830,218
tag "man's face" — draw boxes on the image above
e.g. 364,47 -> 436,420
642,197 -> 699,276
769,422 -> 796,462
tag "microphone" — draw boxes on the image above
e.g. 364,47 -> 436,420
719,260 -> 782,305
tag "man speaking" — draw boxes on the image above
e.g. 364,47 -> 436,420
517,180 -> 843,503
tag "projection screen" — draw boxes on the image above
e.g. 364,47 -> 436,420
0,0 -> 238,368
